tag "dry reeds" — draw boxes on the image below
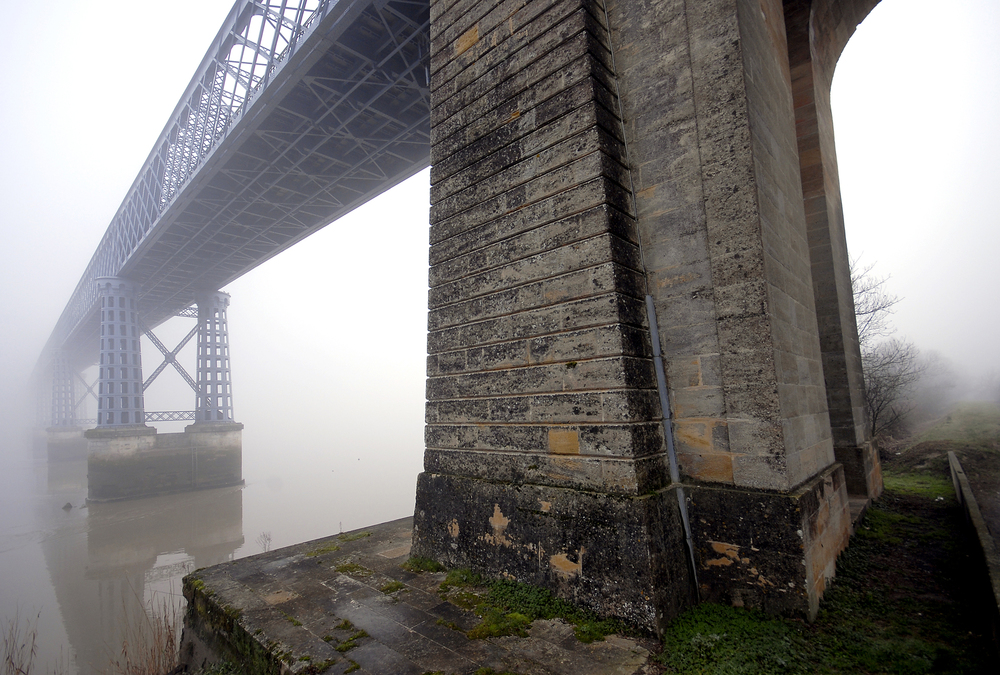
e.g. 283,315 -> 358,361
2,609 -> 64,675
2,608 -> 39,675
105,590 -> 181,675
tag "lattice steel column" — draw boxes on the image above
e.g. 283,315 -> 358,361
50,349 -> 75,427
195,291 -> 233,423
96,278 -> 145,427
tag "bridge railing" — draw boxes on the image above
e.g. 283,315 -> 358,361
51,0 -> 328,349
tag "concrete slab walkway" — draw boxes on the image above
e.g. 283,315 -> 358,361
181,517 -> 656,675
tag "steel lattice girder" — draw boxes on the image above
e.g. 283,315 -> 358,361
144,411 -> 198,423
42,0 -> 430,372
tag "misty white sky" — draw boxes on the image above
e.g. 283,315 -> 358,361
0,0 -> 997,447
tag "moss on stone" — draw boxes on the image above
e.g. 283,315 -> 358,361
338,531 -> 372,542
305,542 -> 341,557
334,562 -> 373,577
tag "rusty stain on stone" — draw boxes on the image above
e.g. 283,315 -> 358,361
704,541 -> 741,567
674,419 -> 717,452
548,428 -> 580,454
454,24 -> 479,57
484,504 -> 512,547
656,272 -> 699,289
262,590 -> 298,605
550,547 -> 584,578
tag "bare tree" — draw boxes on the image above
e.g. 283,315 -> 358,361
852,260 -> 923,442
862,338 -> 924,439
851,258 -> 900,348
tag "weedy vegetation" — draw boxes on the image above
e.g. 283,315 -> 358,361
439,569 -> 623,643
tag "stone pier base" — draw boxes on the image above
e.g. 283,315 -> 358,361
687,463 -> 852,620
412,475 -> 696,633
46,426 -> 88,462
413,462 -> 852,631
86,422 -> 243,502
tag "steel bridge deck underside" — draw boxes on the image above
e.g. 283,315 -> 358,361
48,0 -> 430,369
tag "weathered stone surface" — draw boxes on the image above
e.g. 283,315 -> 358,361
687,463 -> 851,619
413,476 -> 694,632
181,518 -> 655,675
785,0 -> 875,481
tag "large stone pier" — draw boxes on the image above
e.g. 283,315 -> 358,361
411,0 -> 881,632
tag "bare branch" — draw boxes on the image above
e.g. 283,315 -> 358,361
862,338 -> 924,440
851,257 -> 901,348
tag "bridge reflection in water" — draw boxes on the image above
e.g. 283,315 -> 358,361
40,460 -> 243,675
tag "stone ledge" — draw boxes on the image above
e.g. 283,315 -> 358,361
180,517 -> 653,675
948,451 -> 1000,646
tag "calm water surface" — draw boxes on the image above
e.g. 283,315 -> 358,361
0,430 -> 421,674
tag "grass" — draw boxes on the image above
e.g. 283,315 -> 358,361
653,412 -> 998,674
379,580 -> 406,594
882,471 -> 954,499
4,586 -> 180,675
2,609 -> 45,675
105,589 -> 181,675
909,401 -> 1000,446
438,569 -> 624,643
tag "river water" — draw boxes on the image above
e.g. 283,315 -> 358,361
0,429 -> 422,674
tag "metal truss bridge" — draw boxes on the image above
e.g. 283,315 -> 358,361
43,0 -> 430,371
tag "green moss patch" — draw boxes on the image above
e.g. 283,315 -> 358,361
438,569 -> 623,643
379,580 -> 406,594
334,562 -> 373,577
305,542 -> 341,557
338,531 -> 372,543
334,630 -> 369,653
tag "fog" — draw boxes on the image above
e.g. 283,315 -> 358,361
0,0 -> 997,667
834,0 -> 1000,388
0,0 -> 995,527
0,0 -> 429,535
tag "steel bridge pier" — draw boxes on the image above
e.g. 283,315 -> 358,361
74,279 -> 244,501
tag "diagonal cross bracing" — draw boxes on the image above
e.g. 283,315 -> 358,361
42,0 -> 429,372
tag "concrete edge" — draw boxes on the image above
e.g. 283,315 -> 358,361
947,451 -> 1000,645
